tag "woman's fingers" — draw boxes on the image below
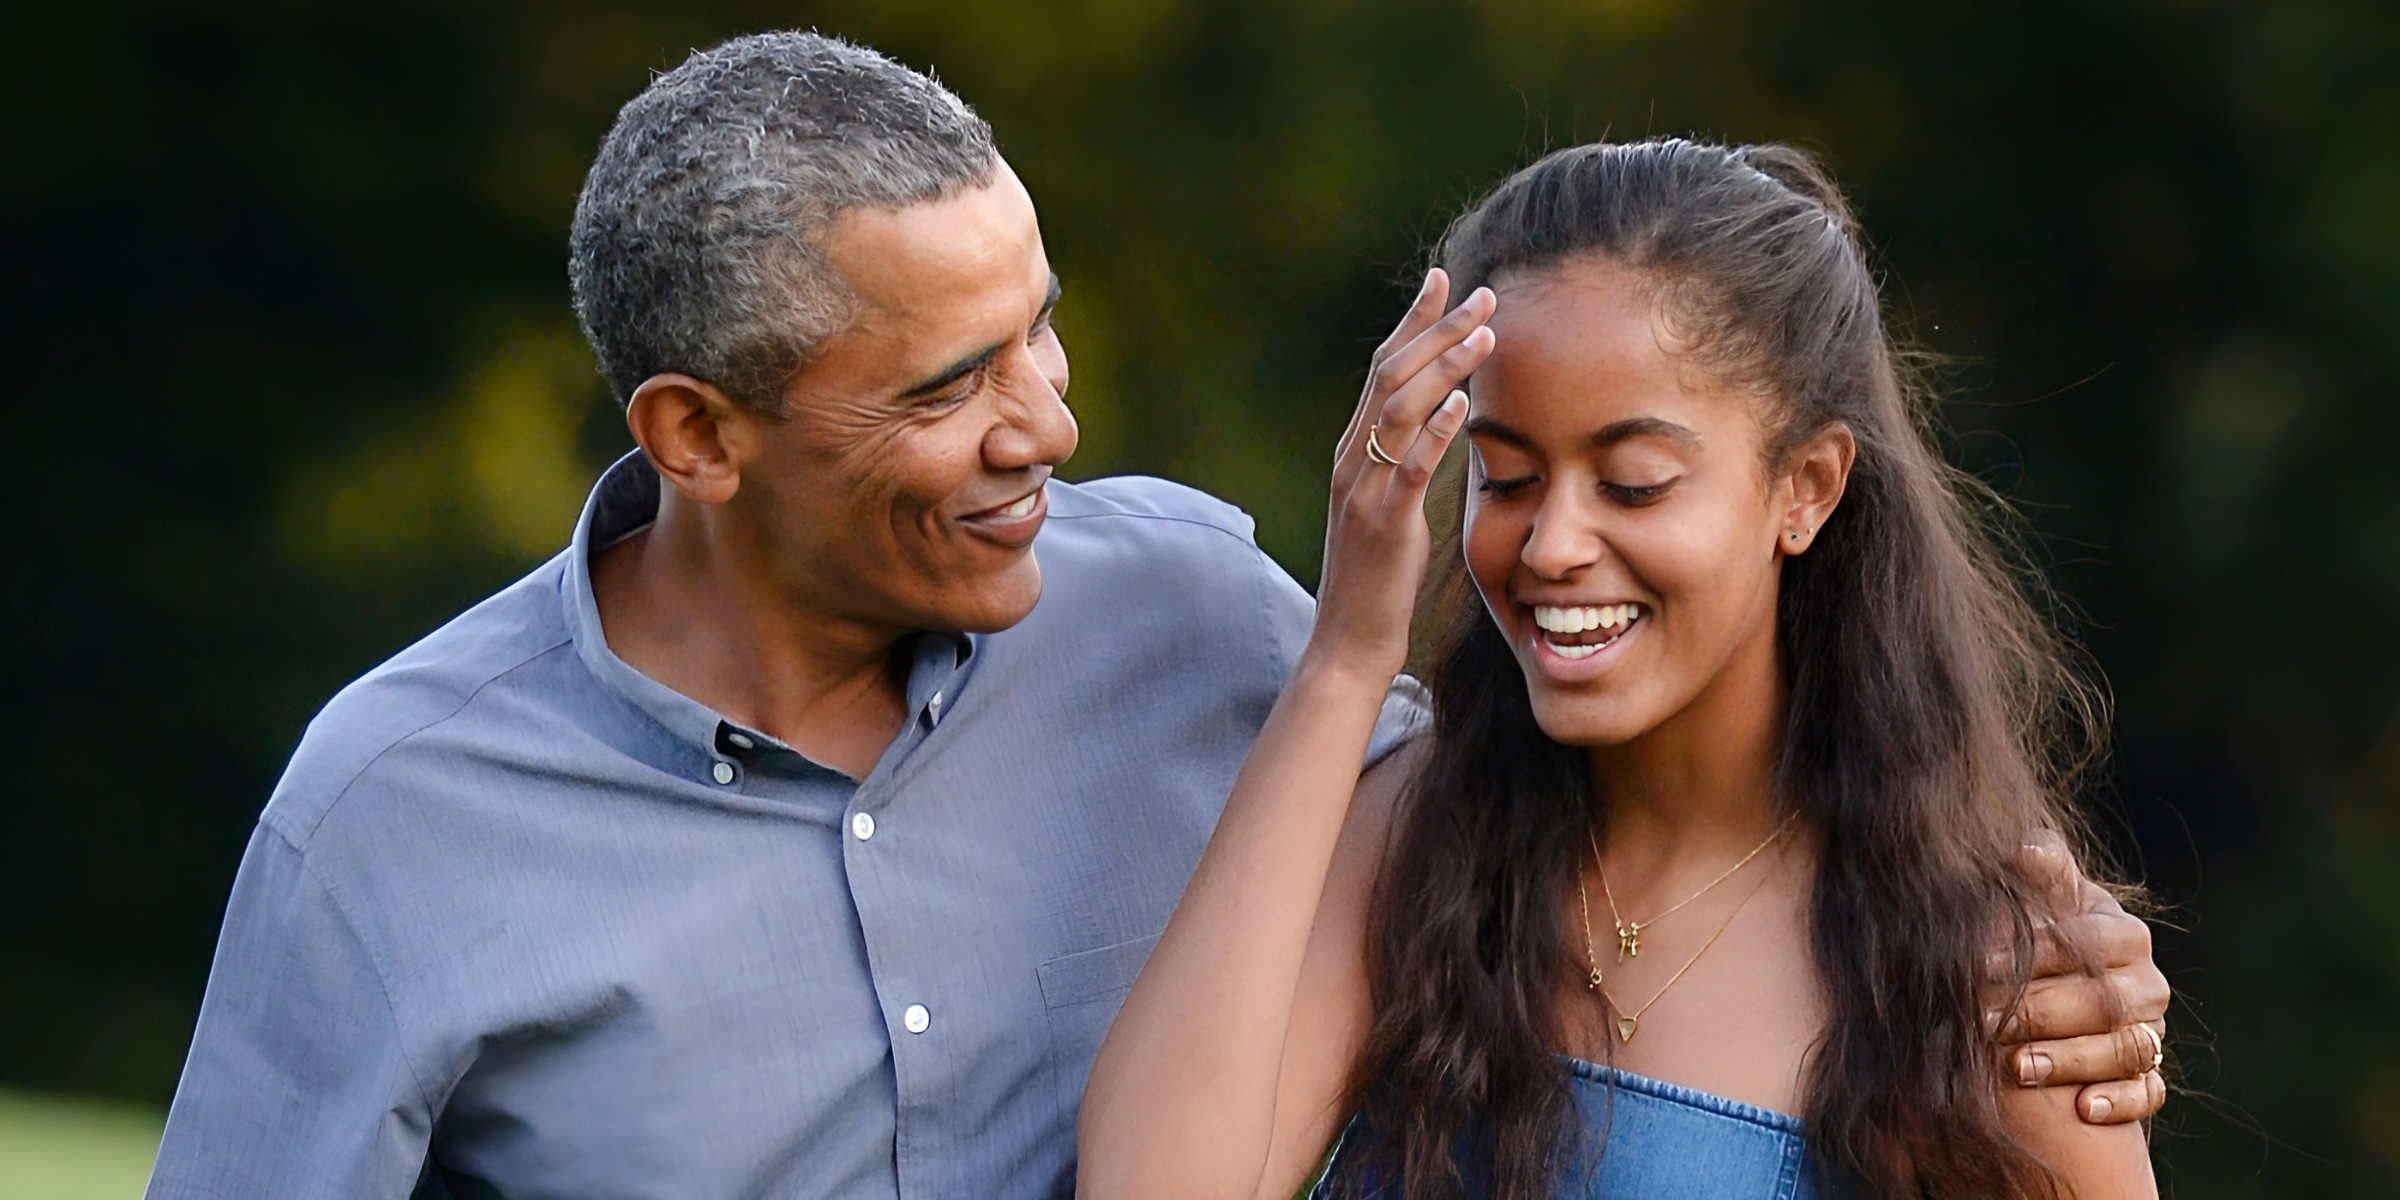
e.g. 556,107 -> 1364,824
1371,286 -> 1496,421
1364,319 -> 1494,475
1339,271 -> 1452,465
1385,390 -> 1469,494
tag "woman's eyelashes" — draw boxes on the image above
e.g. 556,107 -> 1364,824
1474,474 -> 1680,506
1601,478 -> 1678,506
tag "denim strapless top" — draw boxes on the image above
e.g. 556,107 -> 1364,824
1313,1058 -> 1842,1199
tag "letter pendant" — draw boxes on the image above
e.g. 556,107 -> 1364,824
1616,922 -> 1640,961
1616,1016 -> 1640,1043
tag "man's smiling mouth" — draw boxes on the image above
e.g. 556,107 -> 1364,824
1530,603 -> 1645,660
958,481 -> 1050,545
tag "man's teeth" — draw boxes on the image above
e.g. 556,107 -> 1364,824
993,491 -> 1039,519
1531,604 -> 1642,635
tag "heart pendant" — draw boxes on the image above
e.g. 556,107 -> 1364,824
1616,1016 -> 1639,1043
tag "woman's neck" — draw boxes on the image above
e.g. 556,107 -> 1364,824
1585,615 -> 1791,890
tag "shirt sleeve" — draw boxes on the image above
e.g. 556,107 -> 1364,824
146,823 -> 433,1199
1251,549 -> 1433,769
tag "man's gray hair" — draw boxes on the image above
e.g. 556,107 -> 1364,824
569,32 -> 998,411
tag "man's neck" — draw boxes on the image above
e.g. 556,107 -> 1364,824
589,492 -> 911,780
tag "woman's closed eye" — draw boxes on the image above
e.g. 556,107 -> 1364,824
1477,473 -> 1538,497
1602,478 -> 1678,506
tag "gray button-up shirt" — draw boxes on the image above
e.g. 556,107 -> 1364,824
148,453 -> 1425,1200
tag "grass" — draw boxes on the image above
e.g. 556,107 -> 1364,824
0,1088 -> 162,1200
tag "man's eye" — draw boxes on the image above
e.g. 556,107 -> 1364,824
1603,480 -> 1675,505
926,369 -> 986,409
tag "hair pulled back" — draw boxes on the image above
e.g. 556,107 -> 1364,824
1343,139 -> 2106,1199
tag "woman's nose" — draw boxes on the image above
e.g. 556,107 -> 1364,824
1520,494 -> 1603,580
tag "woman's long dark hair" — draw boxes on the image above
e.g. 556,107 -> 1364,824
1342,140 -> 2110,1198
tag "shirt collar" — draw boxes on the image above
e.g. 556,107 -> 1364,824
560,451 -> 971,778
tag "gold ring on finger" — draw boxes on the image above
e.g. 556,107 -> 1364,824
2132,1021 -> 2163,1073
1364,424 -> 1402,466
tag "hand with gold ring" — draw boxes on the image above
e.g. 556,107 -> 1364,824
1985,835 -> 2171,1125
1315,268 -> 1496,677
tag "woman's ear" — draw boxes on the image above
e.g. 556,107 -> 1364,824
1777,423 -> 1856,556
625,374 -> 753,506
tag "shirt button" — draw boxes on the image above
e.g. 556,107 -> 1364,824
726,732 -> 755,750
851,812 -> 876,841
711,761 -> 736,785
902,1004 -> 931,1034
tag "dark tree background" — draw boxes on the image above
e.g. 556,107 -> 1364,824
4,0 -> 2396,1193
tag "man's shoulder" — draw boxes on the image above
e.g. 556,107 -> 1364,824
262,555 -> 579,847
1034,475 -> 1306,608
1044,475 -> 1255,537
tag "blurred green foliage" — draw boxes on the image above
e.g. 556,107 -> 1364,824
0,1089 -> 160,1200
2,0 -> 2396,1193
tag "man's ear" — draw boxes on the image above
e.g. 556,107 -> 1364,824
625,374 -> 752,506
1777,423 -> 1856,557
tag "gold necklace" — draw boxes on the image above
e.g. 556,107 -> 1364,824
1576,819 -> 1791,1044
1592,812 -> 1796,961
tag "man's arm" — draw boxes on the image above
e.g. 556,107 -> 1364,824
147,824 -> 433,1199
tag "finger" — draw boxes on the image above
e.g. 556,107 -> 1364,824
2074,1071 -> 2166,1125
1369,269 -> 1453,373
2014,834 -> 2081,920
2007,1023 -> 2163,1087
1341,271 -> 1452,462
1986,906 -> 2155,986
1381,389 -> 1470,499
1999,964 -> 2166,1043
1365,287 -> 1495,423
1373,323 -> 1495,450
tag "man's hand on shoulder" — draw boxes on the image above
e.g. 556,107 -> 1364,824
1988,836 -> 2170,1126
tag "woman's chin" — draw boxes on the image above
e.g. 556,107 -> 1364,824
1524,689 -> 1655,748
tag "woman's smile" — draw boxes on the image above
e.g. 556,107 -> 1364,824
1525,601 -> 1648,670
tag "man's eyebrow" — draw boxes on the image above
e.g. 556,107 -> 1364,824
1036,272 -> 1063,323
1464,414 -> 1700,450
897,274 -> 1065,400
899,343 -> 1003,400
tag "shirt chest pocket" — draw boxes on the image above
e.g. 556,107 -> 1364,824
1035,933 -> 1161,1074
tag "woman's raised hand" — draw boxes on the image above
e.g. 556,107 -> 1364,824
1315,269 -> 1497,675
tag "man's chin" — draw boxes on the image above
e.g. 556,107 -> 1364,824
934,554 -> 1045,635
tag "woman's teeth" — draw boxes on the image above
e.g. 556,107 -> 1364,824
1530,604 -> 1642,659
993,490 -> 1039,519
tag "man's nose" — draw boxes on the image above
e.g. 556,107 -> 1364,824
1521,492 -> 1603,580
985,351 -> 1078,470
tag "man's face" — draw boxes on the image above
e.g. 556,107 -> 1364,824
737,161 -> 1076,635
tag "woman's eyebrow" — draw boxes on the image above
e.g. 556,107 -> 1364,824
1463,415 -> 1700,449
1583,417 -> 1700,450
